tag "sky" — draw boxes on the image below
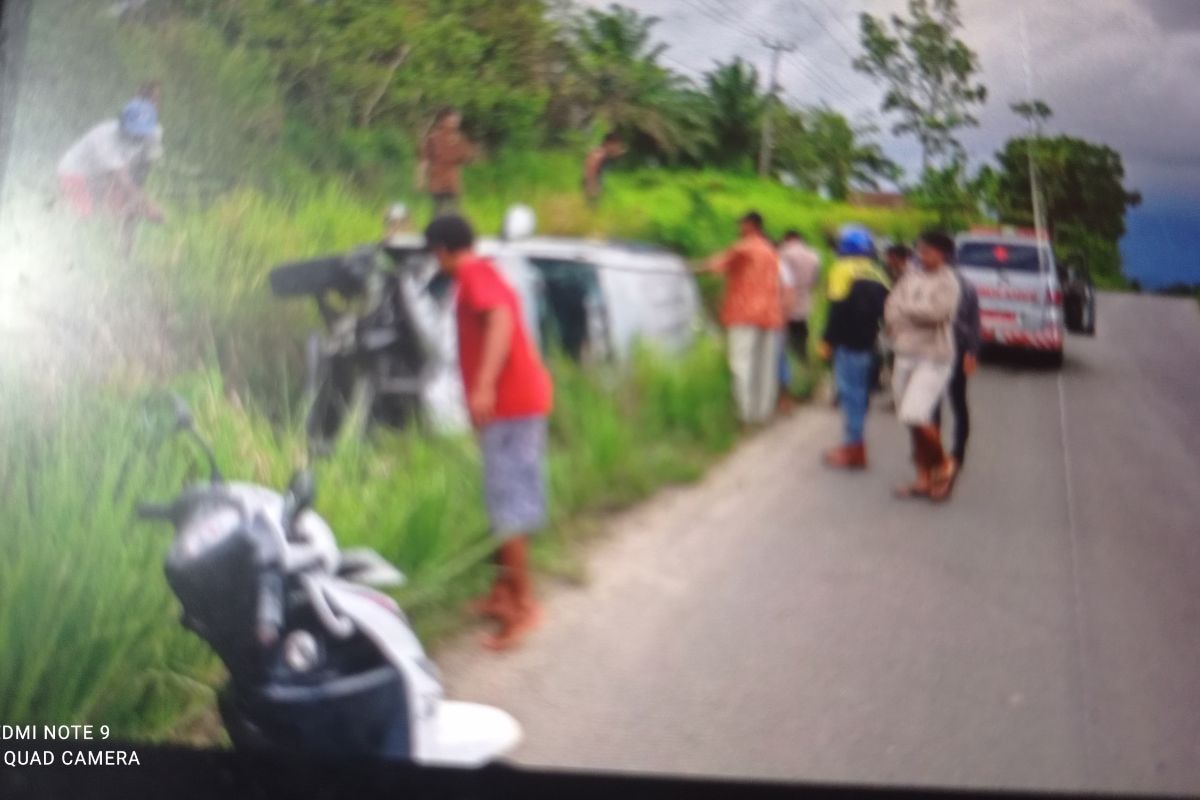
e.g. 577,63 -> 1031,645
582,0 -> 1200,288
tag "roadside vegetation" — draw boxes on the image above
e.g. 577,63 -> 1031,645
0,0 -> 1140,741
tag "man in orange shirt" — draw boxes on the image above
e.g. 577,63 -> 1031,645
700,211 -> 785,426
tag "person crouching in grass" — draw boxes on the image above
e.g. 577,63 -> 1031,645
884,230 -> 962,503
424,215 -> 554,650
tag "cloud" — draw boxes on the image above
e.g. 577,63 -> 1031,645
1139,0 -> 1200,31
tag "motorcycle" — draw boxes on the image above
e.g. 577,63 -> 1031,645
137,396 -> 522,766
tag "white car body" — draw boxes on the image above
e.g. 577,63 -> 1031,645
388,234 -> 704,434
955,231 -> 1066,356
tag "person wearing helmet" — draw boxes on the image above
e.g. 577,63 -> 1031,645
57,96 -> 165,254
818,225 -> 892,469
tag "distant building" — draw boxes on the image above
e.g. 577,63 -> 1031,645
849,191 -> 909,210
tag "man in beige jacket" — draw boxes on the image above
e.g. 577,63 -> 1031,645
884,230 -> 961,502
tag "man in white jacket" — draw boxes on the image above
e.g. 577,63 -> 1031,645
884,230 -> 961,503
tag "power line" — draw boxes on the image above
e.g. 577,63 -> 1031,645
795,2 -> 859,63
677,0 -> 853,100
708,0 -> 861,66
807,0 -> 864,55
660,52 -> 706,80
781,52 -> 859,102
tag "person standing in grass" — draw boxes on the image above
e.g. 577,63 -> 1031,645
423,214 -> 553,651
818,225 -> 891,469
699,211 -> 784,427
885,230 -> 961,503
417,108 -> 476,216
778,230 -> 821,365
583,132 -> 626,207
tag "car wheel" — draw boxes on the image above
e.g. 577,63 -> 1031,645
1046,349 -> 1065,369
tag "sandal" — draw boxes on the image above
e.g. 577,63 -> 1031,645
929,460 -> 959,503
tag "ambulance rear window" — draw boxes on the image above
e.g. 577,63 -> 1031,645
957,242 -> 1043,272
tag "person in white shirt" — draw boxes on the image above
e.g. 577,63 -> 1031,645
778,230 -> 821,365
57,97 -> 164,255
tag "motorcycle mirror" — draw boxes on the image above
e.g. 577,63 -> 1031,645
282,469 -> 315,540
167,393 -> 223,484
289,470 -> 316,512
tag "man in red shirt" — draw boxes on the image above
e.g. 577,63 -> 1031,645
699,211 -> 785,426
424,215 -> 553,651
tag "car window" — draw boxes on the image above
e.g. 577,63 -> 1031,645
956,242 -> 1045,272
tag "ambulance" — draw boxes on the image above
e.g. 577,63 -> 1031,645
955,227 -> 1065,367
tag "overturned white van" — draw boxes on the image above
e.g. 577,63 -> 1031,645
272,208 -> 707,442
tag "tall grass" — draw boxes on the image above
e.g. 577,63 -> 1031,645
0,336 -> 738,740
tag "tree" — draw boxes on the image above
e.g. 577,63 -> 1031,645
994,135 -> 1142,285
853,0 -> 987,170
996,136 -> 1141,241
1010,99 -> 1053,134
567,4 -> 709,162
775,107 -> 900,201
702,58 -> 765,170
905,160 -> 972,228
185,0 -> 558,146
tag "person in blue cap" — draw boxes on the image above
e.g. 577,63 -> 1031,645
818,225 -> 892,469
57,96 -> 165,255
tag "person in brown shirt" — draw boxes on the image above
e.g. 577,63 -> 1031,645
698,211 -> 785,426
583,133 -> 626,207
417,108 -> 476,216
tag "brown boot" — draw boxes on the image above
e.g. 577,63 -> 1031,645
895,428 -> 934,498
823,442 -> 867,469
917,425 -> 955,503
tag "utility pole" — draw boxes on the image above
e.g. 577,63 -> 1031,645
758,38 -> 796,177
1019,9 -> 1051,276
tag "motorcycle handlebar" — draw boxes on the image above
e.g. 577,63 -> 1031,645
269,253 -> 370,299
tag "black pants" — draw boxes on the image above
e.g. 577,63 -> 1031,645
869,349 -> 887,393
933,359 -> 970,464
786,320 -> 809,362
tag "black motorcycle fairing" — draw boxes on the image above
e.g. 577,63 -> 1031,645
164,505 -> 285,682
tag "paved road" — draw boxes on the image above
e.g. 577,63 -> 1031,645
440,293 -> 1200,794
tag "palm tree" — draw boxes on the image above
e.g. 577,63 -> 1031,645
776,107 -> 900,200
703,58 -> 766,170
568,4 -> 710,162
